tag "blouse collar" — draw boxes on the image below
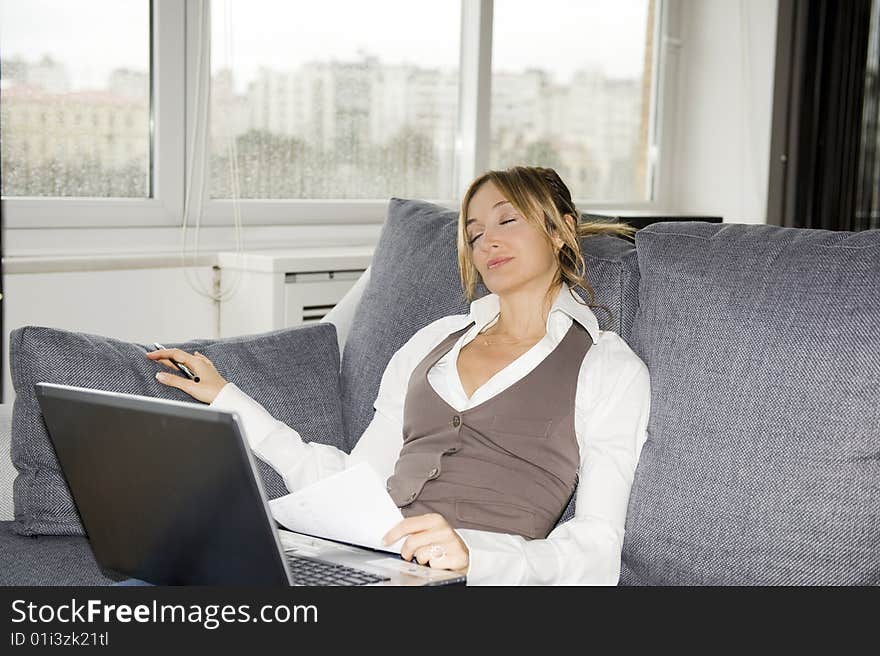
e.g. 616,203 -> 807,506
466,283 -> 601,344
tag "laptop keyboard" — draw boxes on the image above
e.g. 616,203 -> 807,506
285,553 -> 391,586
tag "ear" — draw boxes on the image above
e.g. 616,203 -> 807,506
553,214 -> 575,251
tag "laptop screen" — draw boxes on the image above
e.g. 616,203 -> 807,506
36,383 -> 291,585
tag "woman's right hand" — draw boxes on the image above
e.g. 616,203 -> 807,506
146,348 -> 228,404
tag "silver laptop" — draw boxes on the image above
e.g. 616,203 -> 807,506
35,382 -> 465,586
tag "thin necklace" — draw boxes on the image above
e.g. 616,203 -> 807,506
479,329 -> 543,347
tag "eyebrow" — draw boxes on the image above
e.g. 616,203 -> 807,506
466,200 -> 511,226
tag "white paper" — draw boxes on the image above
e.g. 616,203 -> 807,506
268,462 -> 406,554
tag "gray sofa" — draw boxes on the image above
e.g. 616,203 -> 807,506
2,198 -> 878,585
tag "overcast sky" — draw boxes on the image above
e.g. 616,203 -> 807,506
1,0 -> 650,91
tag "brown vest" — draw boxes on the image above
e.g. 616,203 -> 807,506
385,321 -> 592,540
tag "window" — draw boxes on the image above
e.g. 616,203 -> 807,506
1,1 -> 664,229
856,0 -> 880,230
0,0 -> 150,198
207,0 -> 461,201
491,0 -> 656,202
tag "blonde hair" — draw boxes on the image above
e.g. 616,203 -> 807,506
457,166 -> 636,310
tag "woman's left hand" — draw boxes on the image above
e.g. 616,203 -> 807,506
382,513 -> 469,571
146,348 -> 228,404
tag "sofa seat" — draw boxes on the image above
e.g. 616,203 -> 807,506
0,520 -> 119,586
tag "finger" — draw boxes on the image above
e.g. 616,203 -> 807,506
383,513 -> 446,548
154,350 -> 206,379
382,513 -> 444,546
414,537 -> 455,567
145,349 -> 178,359
428,544 -> 467,571
144,350 -> 174,365
146,353 -> 191,373
414,545 -> 434,566
382,519 -> 410,546
400,529 -> 447,562
415,542 -> 449,566
149,348 -> 200,369
155,370 -> 197,395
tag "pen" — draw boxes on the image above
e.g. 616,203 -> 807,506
152,343 -> 200,383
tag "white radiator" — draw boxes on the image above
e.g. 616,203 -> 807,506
216,247 -> 374,338
284,269 -> 365,325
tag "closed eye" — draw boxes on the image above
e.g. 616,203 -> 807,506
468,217 -> 517,245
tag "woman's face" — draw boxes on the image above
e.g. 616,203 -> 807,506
464,181 -> 560,297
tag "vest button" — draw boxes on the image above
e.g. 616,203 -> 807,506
452,415 -> 461,428
408,492 -> 417,502
428,467 -> 439,479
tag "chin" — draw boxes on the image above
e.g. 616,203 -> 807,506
481,271 -> 557,298
481,275 -> 522,297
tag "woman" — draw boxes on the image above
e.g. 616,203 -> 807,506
148,166 -> 651,585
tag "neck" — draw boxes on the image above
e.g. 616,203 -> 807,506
490,281 -> 562,341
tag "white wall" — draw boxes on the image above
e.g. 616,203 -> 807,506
3,265 -> 217,403
667,0 -> 778,223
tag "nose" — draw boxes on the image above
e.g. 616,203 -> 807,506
476,224 -> 502,251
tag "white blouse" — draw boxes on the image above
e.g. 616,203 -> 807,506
211,284 -> 651,585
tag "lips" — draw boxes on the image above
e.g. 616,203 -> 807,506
487,257 -> 513,269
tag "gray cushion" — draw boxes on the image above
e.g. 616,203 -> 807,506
340,198 -> 469,452
11,323 -> 345,537
620,222 -> 880,585
340,197 -> 640,526
0,404 -> 14,521
580,234 -> 640,342
0,520 -> 120,585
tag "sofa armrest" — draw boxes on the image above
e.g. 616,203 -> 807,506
0,403 -> 14,521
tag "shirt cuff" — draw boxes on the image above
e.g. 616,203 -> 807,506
456,529 -> 526,585
211,381 -> 237,409
210,382 -> 280,452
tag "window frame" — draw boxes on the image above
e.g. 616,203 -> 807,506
2,0 -> 670,230
2,0 -> 185,228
